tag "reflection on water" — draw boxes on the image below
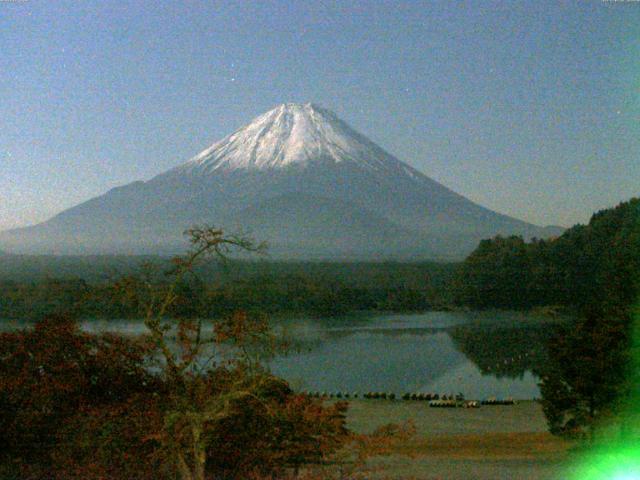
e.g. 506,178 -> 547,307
270,312 -> 557,399
0,311 -> 560,399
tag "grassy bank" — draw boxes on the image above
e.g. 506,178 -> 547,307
340,399 -> 574,479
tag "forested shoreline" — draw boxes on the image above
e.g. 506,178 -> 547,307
2,200 -> 638,321
450,198 -> 639,312
451,198 -> 640,439
0,260 -> 457,320
1,198 -> 637,330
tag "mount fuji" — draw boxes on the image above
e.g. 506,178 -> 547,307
0,103 -> 562,259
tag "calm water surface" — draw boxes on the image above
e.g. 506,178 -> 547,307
268,312 -> 546,399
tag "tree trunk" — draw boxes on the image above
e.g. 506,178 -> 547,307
177,452 -> 193,480
175,423 -> 207,480
193,423 -> 207,480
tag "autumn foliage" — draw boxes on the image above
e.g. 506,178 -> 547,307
0,314 -> 351,479
0,314 -> 158,478
0,228 -> 356,479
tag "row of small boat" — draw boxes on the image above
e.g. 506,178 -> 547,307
300,391 -> 516,406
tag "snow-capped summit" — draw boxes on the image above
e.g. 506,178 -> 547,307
0,103 -> 564,258
178,103 -> 399,174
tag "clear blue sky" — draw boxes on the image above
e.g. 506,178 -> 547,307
1,0 -> 638,230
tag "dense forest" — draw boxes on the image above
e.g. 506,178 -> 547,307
450,198 -> 640,312
0,260 -> 457,320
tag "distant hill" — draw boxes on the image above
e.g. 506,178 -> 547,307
0,103 -> 563,259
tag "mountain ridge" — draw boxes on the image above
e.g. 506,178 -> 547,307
0,103 -> 564,259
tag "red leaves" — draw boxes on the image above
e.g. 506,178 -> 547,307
52,394 -> 169,480
0,316 -> 354,479
0,315 -> 157,468
199,377 -> 349,479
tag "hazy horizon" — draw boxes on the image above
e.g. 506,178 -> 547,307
1,1 -> 639,231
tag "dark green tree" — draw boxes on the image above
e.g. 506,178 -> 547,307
538,306 -> 631,440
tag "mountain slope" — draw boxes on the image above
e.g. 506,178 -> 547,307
0,103 -> 563,258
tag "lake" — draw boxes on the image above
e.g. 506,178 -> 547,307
1,311 -> 558,400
